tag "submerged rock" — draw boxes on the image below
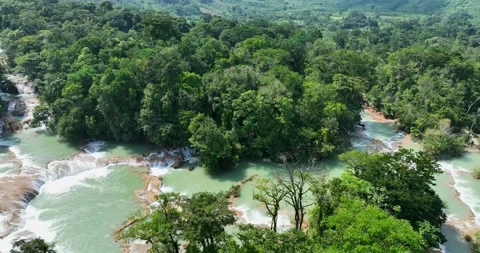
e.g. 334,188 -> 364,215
1,119 -> 23,132
144,150 -> 183,168
11,100 -> 26,117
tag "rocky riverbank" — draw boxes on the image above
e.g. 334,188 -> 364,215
0,141 -> 194,249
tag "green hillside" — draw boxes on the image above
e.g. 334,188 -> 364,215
67,0 -> 480,22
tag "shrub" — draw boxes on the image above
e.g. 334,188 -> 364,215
227,185 -> 241,198
422,119 -> 467,159
473,167 -> 480,180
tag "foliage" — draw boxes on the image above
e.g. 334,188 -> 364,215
308,171 -> 385,236
121,193 -> 186,253
121,155 -> 441,252
422,119 -> 467,158
369,46 -> 480,137
467,231 -> 480,253
0,0 -> 374,172
122,192 -> 234,253
473,167 -> 480,180
223,225 -> 320,253
188,114 -> 235,172
0,1 -> 473,252
10,238 -> 56,253
320,198 -> 424,253
67,0 -> 480,25
339,149 -> 446,247
182,192 -> 236,252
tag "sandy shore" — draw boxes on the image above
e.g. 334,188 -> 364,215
363,107 -> 397,124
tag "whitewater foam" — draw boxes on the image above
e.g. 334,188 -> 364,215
0,206 -> 58,253
41,166 -> 112,195
82,141 -> 106,154
439,244 -> 447,253
233,204 -> 292,231
0,163 -> 16,169
8,146 -> 40,170
150,166 -> 170,177
440,161 -> 480,227
0,140 -> 111,249
160,185 -> 174,193
1,143 -> 198,251
7,101 -> 15,112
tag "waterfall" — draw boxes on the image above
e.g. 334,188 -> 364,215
0,138 -> 198,251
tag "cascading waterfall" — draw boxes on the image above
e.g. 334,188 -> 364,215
0,139 -> 199,252
0,108 -> 477,253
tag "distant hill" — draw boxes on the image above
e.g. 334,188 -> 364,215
336,0 -> 480,17
332,0 -> 444,14
66,0 -> 480,22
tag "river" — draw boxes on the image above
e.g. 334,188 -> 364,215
0,101 -> 478,251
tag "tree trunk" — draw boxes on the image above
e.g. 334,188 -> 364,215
272,213 -> 278,232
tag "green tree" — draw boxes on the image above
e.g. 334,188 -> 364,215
309,171 -> 385,236
10,238 -> 55,253
183,192 -> 236,252
14,52 -> 43,80
422,119 -> 467,158
139,47 -> 189,146
121,193 -> 186,253
339,149 -> 446,246
225,225 -> 319,253
90,68 -> 142,142
141,14 -> 183,41
188,114 -> 235,173
320,199 -> 424,252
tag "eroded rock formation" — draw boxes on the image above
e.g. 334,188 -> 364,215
0,175 -> 43,238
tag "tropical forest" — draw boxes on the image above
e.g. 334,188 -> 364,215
0,0 -> 480,252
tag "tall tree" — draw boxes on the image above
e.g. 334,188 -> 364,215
320,199 -> 424,252
188,114 -> 235,173
277,155 -> 315,230
121,193 -> 187,253
183,192 -> 236,252
253,178 -> 287,232
339,149 -> 446,246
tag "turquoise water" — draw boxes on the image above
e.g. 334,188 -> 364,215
0,110 -> 478,252
31,165 -> 145,253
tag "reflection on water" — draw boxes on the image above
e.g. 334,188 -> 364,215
442,225 -> 470,253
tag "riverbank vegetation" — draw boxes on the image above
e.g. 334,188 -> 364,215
0,0 -> 475,251
0,0 -> 368,172
10,238 -> 56,253
2,0 -> 480,165
122,149 -> 445,252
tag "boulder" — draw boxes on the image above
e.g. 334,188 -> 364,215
12,100 -> 26,117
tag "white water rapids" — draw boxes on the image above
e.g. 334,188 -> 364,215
0,109 -> 477,253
